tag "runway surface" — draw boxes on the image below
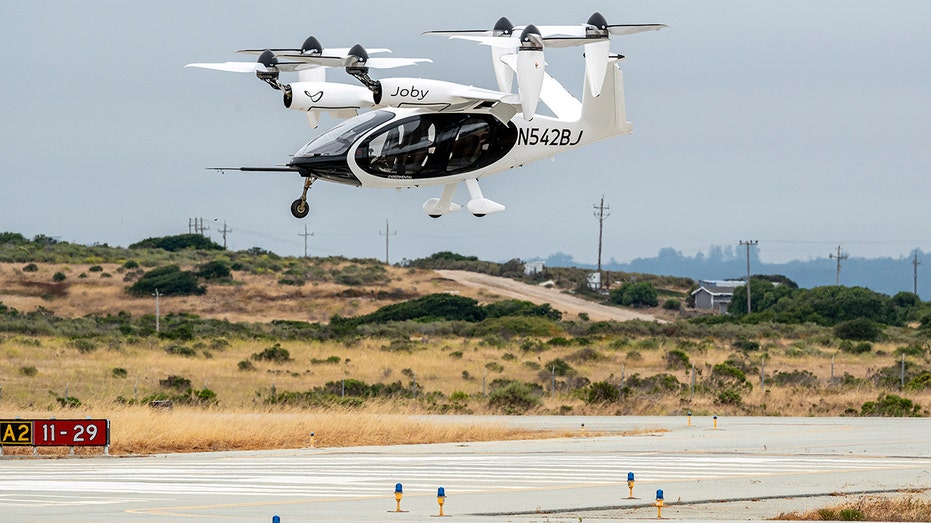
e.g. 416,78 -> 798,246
1,416 -> 929,522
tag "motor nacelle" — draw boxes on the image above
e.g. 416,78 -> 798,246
377,78 -> 473,108
283,82 -> 375,111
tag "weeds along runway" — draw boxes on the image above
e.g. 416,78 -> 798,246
0,416 -> 928,522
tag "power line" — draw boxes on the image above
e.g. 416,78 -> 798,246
829,245 -> 849,285
913,251 -> 921,295
593,196 -> 610,274
379,219 -> 396,265
739,240 -> 758,313
298,224 -> 314,258
218,221 -> 232,249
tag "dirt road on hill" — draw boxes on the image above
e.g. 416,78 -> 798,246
436,269 -> 662,323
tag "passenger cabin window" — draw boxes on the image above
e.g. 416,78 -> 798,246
358,114 -> 517,179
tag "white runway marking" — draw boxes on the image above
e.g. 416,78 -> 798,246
0,453 -> 924,507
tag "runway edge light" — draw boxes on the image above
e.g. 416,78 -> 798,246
627,471 -> 635,498
391,482 -> 407,513
656,488 -> 664,519
437,486 -> 447,517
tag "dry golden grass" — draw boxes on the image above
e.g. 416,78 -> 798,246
0,262 -> 474,323
774,493 -> 931,521
2,332 -> 929,419
0,406 -> 573,455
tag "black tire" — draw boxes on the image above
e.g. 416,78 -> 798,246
290,199 -> 309,219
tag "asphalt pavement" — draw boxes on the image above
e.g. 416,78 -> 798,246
0,416 -> 928,522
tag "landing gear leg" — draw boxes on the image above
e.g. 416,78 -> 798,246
290,177 -> 315,219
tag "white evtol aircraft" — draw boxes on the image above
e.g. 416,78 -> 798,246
186,12 -> 665,219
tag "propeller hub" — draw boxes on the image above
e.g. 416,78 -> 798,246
493,16 -> 513,37
519,24 -> 543,50
301,36 -> 323,55
587,12 -> 609,31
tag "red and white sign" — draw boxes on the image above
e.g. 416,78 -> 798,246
33,419 -> 109,446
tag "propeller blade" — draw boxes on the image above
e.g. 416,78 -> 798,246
492,46 -> 514,93
584,40 -> 611,97
366,57 -> 432,69
607,24 -> 668,36
185,61 -> 263,73
516,49 -> 544,120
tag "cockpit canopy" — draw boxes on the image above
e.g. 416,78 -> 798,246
357,113 -> 517,180
291,110 -> 518,184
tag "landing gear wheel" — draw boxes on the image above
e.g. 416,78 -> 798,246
290,199 -> 309,219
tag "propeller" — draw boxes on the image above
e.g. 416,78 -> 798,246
185,37 -> 423,90
516,25 -> 544,120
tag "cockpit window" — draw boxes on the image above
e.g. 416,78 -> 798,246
296,110 -> 394,157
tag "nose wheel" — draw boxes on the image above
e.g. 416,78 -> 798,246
290,176 -> 315,219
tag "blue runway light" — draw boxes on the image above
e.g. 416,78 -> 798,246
437,487 -> 445,497
656,489 -> 664,500
628,472 -> 635,481
395,482 -> 403,493
272,515 -> 280,523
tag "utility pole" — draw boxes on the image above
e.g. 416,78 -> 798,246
593,196 -> 610,274
912,251 -> 921,295
188,218 -> 210,236
218,221 -> 232,249
152,288 -> 161,334
829,245 -> 848,285
379,219 -> 396,265
739,240 -> 758,314
298,224 -> 314,258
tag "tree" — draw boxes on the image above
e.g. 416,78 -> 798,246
129,234 -> 223,252
609,282 -> 658,307
128,265 -> 205,296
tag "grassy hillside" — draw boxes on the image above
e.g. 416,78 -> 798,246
1,235 -> 930,455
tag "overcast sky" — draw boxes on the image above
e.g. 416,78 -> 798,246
2,1 -> 930,265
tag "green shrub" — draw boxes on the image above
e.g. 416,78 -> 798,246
834,318 -> 881,341
609,282 -> 659,307
112,367 -> 128,378
772,369 -> 818,387
159,375 -> 192,390
52,271 -> 66,282
19,365 -> 38,377
584,381 -> 620,404
310,355 -> 341,364
165,345 -> 197,357
89,265 -> 104,272
716,389 -> 742,405
542,358 -> 574,377
860,393 -> 921,417
732,339 -> 760,352
488,382 -> 541,413
905,372 -> 931,390
448,351 -> 463,359
129,234 -> 223,252
128,265 -> 205,296
662,299 -> 681,311
839,340 -> 872,354
238,360 -> 256,371
196,260 -> 232,281
665,349 -> 690,370
485,361 -> 504,373
22,263 -> 38,272
251,343 -> 292,363
69,338 -> 97,354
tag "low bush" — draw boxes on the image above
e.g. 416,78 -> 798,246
860,393 -> 922,417
251,343 -> 292,363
